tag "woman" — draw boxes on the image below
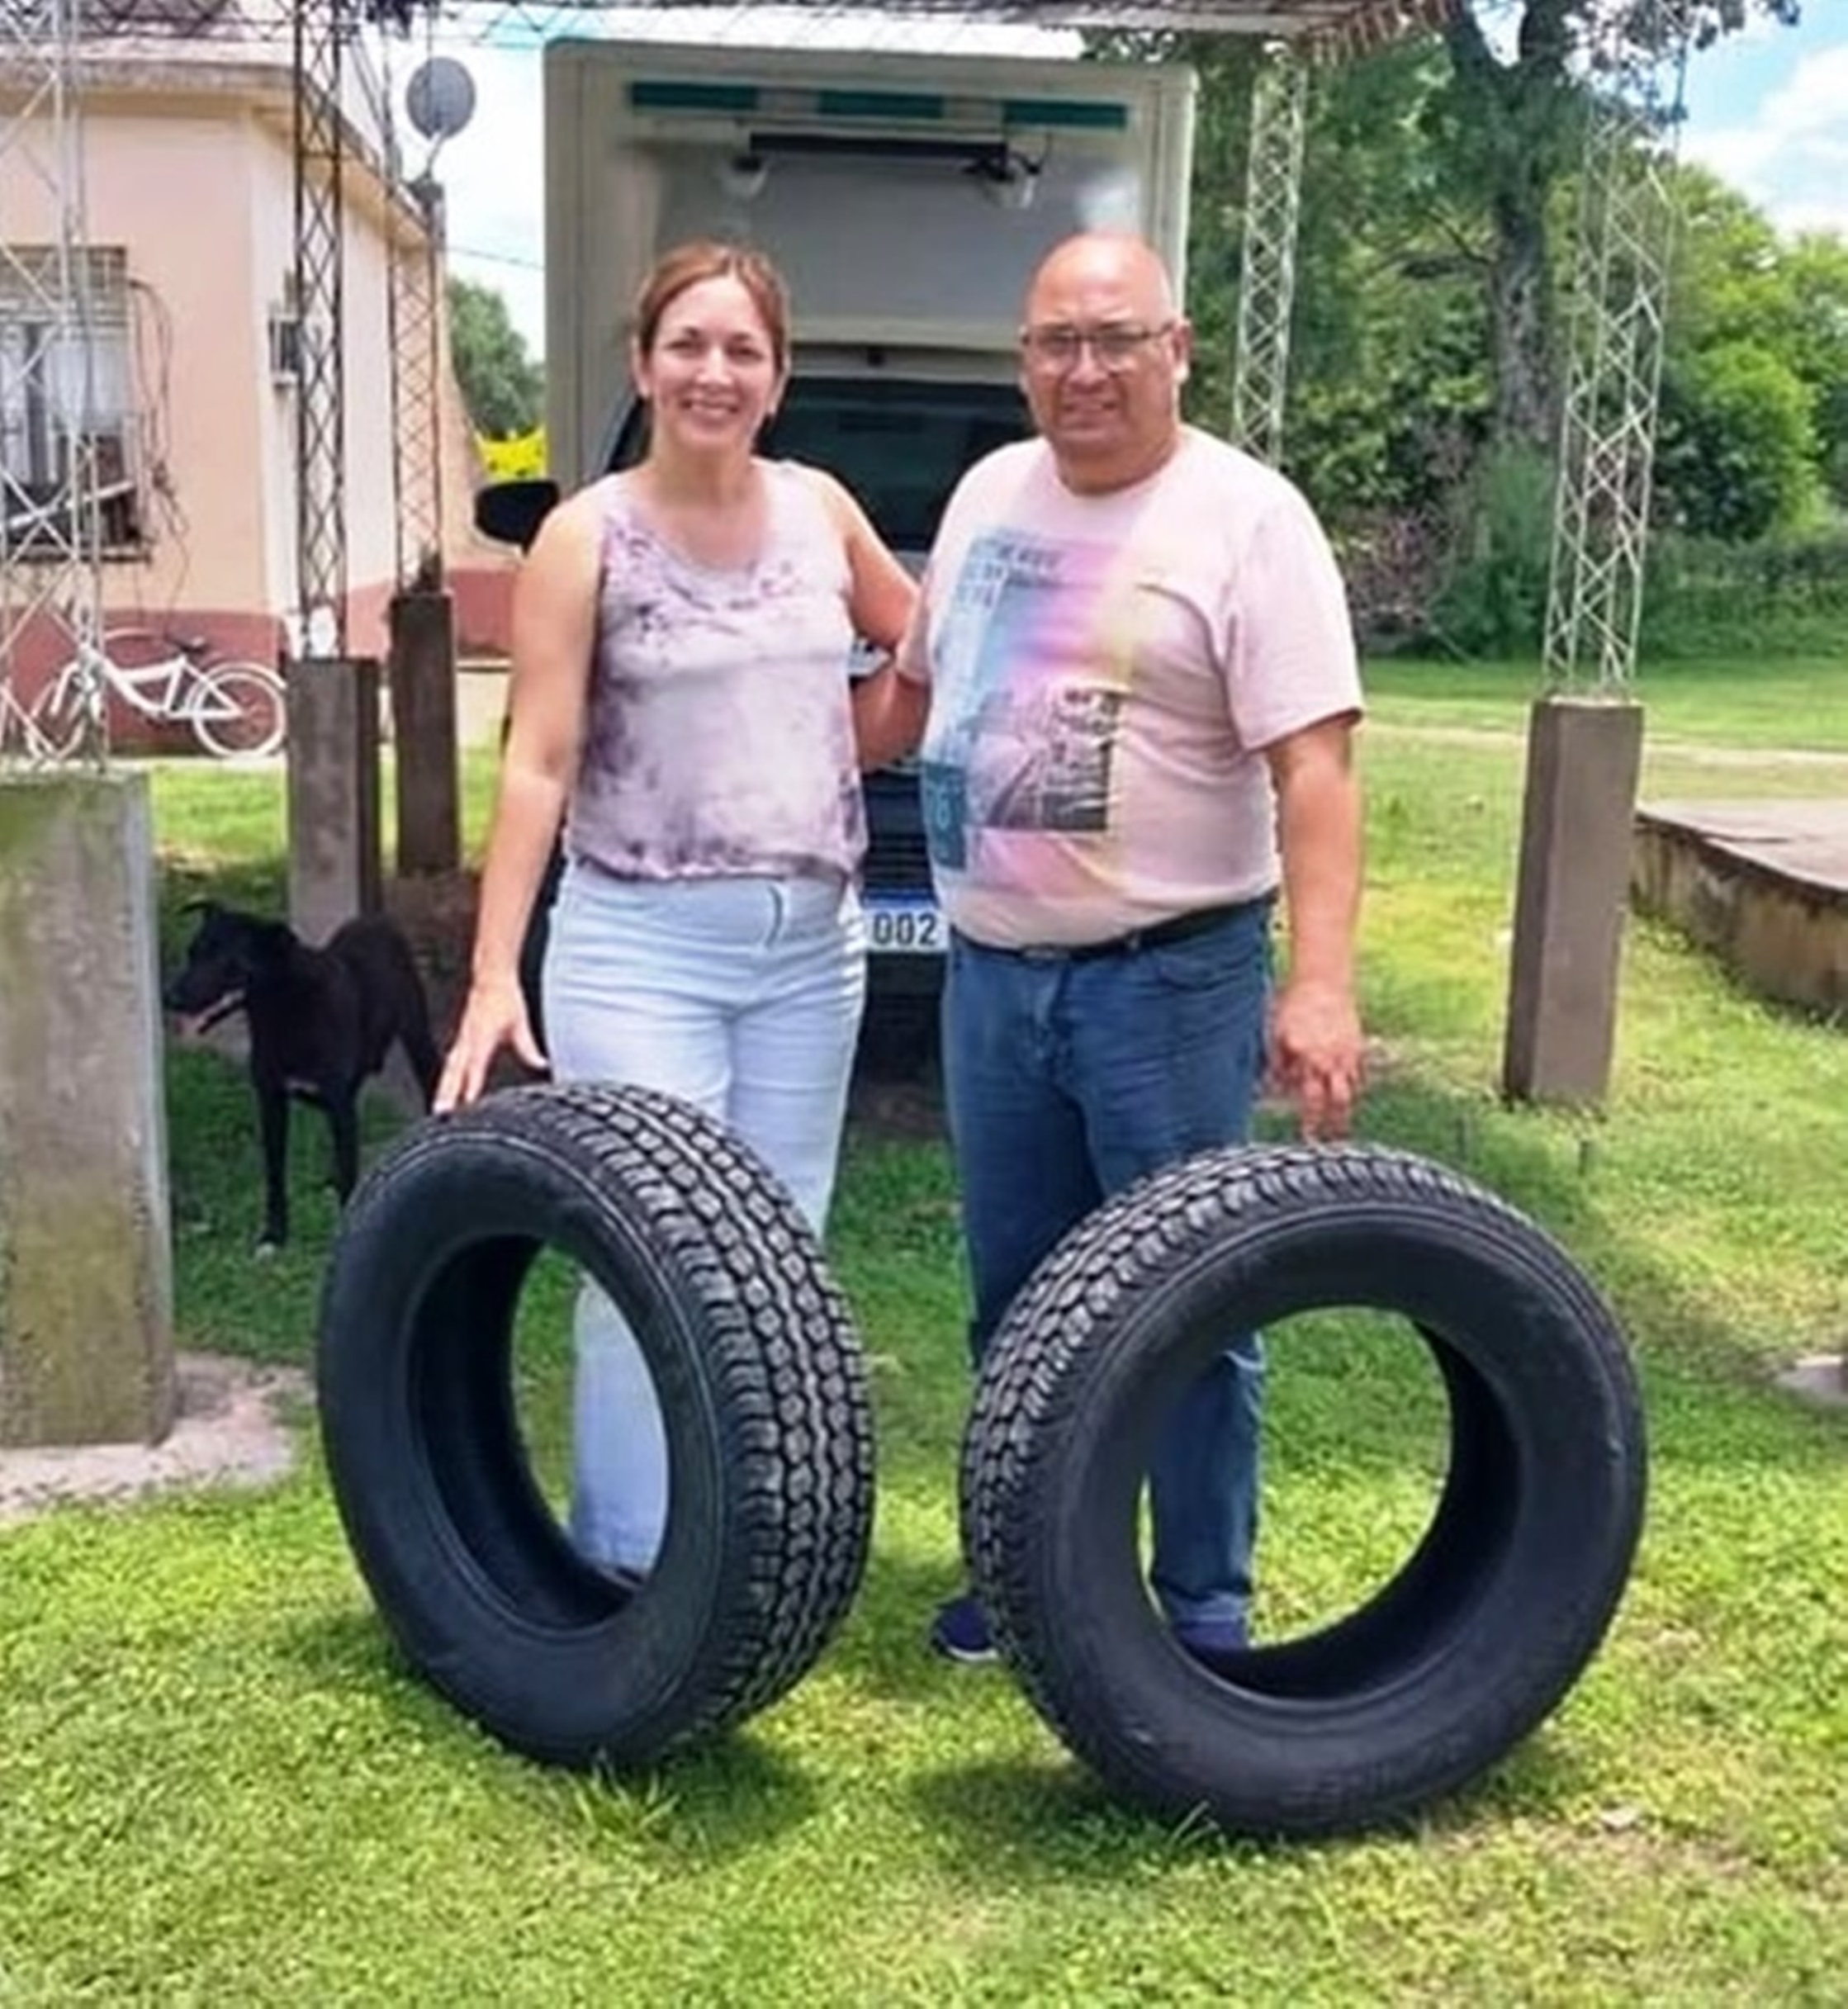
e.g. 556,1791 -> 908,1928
437,239 -> 917,1576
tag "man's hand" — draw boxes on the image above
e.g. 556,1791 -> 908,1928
1268,974 -> 1363,1141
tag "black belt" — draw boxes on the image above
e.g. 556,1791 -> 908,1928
993,900 -> 1252,964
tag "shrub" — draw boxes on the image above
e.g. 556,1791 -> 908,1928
1424,445 -> 1556,659
1641,524 -> 1848,657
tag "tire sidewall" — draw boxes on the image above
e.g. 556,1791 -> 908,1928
319,1121 -> 741,1762
970,1159 -> 1647,1833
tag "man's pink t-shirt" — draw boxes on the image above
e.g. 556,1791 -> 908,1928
897,426 -> 1362,950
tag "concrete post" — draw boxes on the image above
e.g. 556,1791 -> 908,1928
286,656 -> 381,947
389,587 -> 461,877
0,772 -> 177,1448
1503,696 -> 1647,1105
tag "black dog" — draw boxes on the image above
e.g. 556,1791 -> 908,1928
164,901 -> 441,1250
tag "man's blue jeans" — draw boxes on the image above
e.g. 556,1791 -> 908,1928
941,898 -> 1273,1636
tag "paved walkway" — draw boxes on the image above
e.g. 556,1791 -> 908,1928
1637,798 -> 1848,898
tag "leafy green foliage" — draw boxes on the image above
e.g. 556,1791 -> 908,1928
1643,530 -> 1848,657
1419,2 -> 1803,456
1163,10 -> 1823,655
1181,36 -> 1495,517
448,276 -> 543,439
1658,340 -> 1822,540
1666,171 -> 1848,515
1428,443 -> 1557,657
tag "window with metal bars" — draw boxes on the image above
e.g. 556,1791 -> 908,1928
0,245 -> 144,554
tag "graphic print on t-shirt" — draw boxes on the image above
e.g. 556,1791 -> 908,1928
920,528 -> 1126,874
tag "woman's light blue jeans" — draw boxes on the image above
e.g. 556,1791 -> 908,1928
542,860 -> 866,1573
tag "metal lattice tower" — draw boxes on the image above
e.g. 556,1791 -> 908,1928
387,176 -> 444,585
1227,39 -> 1307,467
381,30 -> 445,590
292,0 -> 350,656
1542,10 -> 1688,693
0,0 -> 106,765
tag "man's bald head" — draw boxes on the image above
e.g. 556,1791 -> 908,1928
1017,232 -> 1191,495
1025,232 -> 1178,329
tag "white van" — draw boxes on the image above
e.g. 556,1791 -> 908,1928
488,36 -> 1197,1002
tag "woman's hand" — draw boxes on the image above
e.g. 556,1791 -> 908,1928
434,974 -> 548,1112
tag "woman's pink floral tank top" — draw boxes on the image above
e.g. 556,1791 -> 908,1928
565,462 -> 865,884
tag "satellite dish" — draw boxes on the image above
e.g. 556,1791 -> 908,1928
405,56 -> 476,144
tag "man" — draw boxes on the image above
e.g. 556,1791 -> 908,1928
860,231 -> 1365,1668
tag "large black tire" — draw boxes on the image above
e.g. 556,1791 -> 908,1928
318,1082 -> 875,1769
961,1143 -> 1647,1840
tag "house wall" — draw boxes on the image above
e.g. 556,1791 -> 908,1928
2,102 -> 263,618
2,69 -> 514,751
339,159 -> 400,663
242,120 -> 400,666
245,110 -> 299,644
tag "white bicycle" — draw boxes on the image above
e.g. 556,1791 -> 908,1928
30,627 -> 287,761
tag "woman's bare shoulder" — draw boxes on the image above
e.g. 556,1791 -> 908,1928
781,458 -> 865,532
556,472 -> 628,528
532,476 -> 623,560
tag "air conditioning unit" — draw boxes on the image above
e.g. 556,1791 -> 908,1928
268,310 -> 301,383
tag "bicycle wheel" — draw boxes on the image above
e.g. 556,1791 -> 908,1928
189,661 -> 285,760
26,667 -> 97,760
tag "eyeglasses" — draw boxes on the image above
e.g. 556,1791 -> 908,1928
1020,321 -> 1176,372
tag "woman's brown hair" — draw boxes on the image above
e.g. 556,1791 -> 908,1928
633,240 -> 790,372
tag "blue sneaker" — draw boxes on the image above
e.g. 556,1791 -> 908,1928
1173,1614 -> 1251,1678
929,1593 -> 997,1665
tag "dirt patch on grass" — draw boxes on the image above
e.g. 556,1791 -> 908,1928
0,1353 -> 307,1527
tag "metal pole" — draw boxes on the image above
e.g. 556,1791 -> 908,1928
291,0 -> 349,658
1227,40 -> 1308,468
1543,8 -> 1688,691
0,0 -> 107,765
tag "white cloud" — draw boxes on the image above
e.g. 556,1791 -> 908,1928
1684,36 -> 1848,245
1681,122 -> 1782,187
1776,197 -> 1848,240
1758,45 -> 1848,139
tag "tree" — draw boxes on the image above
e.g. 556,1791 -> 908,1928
1429,0 -> 1802,458
1660,164 -> 1847,527
447,276 -> 543,439
1656,339 -> 1819,538
1781,234 -> 1848,505
1178,36 -> 1493,517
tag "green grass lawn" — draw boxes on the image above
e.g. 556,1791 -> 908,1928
1366,655 -> 1848,753
2,666 -> 1845,2002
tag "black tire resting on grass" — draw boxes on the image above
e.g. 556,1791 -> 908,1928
317,1082 -> 875,1770
960,1143 -> 1647,1840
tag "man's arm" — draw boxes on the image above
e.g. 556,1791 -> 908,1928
853,558 -> 936,771
851,662 -> 930,771
1264,713 -> 1364,1140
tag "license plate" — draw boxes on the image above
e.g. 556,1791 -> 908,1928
866,899 -> 944,955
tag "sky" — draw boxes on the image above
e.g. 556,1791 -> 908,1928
1679,2 -> 1848,239
415,3 -> 1848,366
